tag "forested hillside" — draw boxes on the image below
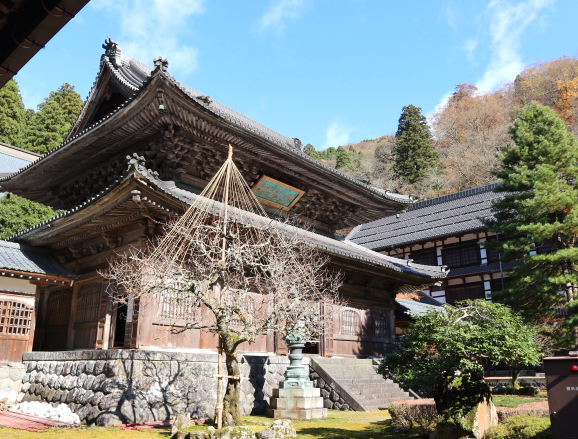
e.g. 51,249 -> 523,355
306,56 -> 578,200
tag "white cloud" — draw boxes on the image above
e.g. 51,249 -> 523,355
475,0 -> 554,92
91,0 -> 205,75
323,121 -> 353,149
259,0 -> 306,33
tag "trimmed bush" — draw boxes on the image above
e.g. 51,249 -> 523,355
486,415 -> 551,439
388,399 -> 437,430
497,401 -> 548,423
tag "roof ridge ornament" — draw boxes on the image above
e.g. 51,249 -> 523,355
153,56 -> 169,73
103,38 -> 123,68
126,153 -> 159,178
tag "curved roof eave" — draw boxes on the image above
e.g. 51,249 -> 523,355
10,160 -> 445,283
1,48 -> 413,208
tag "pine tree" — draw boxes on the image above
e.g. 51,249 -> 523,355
0,194 -> 56,239
21,83 -> 83,155
0,79 -> 26,147
303,143 -> 320,160
483,101 -> 578,348
392,104 -> 439,184
335,146 -> 353,170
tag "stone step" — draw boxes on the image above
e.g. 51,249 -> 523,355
311,358 -> 414,412
313,358 -> 375,365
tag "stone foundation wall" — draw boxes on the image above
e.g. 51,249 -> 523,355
310,373 -> 351,411
19,350 -> 290,426
0,363 -> 26,403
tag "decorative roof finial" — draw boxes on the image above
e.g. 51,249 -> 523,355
103,39 -> 122,68
153,57 -> 169,73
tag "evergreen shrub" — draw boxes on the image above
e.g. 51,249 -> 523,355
388,399 -> 437,430
486,415 -> 551,439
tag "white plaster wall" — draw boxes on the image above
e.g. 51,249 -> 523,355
0,277 -> 36,294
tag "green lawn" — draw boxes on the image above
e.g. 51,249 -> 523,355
0,395 -> 549,439
492,394 -> 547,408
0,410 -> 412,439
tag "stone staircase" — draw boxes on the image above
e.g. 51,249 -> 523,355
311,358 -> 413,411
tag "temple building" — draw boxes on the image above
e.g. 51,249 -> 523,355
0,40 -> 447,363
348,184 -> 511,306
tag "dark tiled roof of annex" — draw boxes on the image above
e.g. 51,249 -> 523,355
0,143 -> 39,177
346,183 -> 504,250
0,240 -> 78,278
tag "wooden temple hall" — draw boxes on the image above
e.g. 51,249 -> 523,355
0,40 -> 447,364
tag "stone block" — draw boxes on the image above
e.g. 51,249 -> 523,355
271,388 -> 320,398
269,396 -> 323,410
267,407 -> 327,420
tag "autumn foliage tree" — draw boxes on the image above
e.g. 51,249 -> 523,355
432,83 -> 512,192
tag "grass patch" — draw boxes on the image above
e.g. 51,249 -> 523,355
492,394 -> 547,408
0,410 -> 425,439
1,402 -> 549,439
0,425 -> 171,439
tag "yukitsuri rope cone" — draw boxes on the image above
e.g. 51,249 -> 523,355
104,145 -> 341,427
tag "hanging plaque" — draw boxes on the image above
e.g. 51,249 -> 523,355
252,176 -> 305,211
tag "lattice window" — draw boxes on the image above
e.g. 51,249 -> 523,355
0,300 -> 33,336
75,283 -> 102,324
230,296 -> 256,329
159,291 -> 199,321
373,312 -> 387,338
441,242 -> 480,268
484,235 -> 503,263
45,291 -> 72,327
445,283 -> 484,305
341,309 -> 361,336
410,249 -> 438,266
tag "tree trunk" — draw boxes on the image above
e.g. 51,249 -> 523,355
511,368 -> 521,390
221,341 -> 242,427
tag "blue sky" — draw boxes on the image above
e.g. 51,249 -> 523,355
13,0 -> 578,150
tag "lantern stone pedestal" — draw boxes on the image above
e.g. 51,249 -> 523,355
267,333 -> 327,420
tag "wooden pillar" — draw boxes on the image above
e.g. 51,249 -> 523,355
66,284 -> 80,350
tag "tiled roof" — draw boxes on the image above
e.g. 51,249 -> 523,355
0,42 -> 414,210
0,143 -> 38,175
0,152 -> 32,175
103,49 -> 413,204
347,184 -> 504,250
0,240 -> 78,278
395,297 -> 445,316
9,159 -> 447,282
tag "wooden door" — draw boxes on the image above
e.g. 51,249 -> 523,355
0,298 -> 34,364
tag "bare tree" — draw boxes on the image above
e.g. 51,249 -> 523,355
102,148 -> 342,427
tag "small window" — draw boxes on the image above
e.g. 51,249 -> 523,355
341,309 -> 361,336
409,249 -> 438,266
484,235 -> 503,263
441,242 -> 480,268
445,283 -> 484,305
159,291 -> 199,322
0,300 -> 33,336
373,312 -> 387,338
